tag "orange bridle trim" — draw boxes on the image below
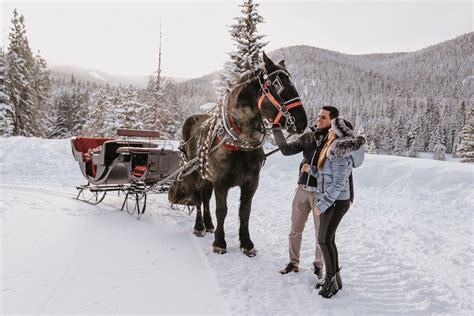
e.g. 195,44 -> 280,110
258,92 -> 303,125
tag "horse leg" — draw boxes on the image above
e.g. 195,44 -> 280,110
203,183 -> 214,233
239,179 -> 259,257
212,185 -> 228,254
193,193 -> 206,237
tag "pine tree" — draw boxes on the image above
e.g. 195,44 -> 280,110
0,47 -> 15,136
50,89 -> 72,138
116,86 -> 144,130
366,140 -> 377,154
144,74 -> 163,129
50,80 -> 89,138
70,88 -> 88,135
433,141 -> 446,161
452,100 -> 467,157
144,24 -> 164,130
6,9 -> 47,137
159,78 -> 182,139
219,0 -> 268,93
457,104 -> 474,163
31,50 -> 52,136
423,97 -> 441,152
83,88 -> 110,137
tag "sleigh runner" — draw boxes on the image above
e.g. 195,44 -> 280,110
71,128 -> 182,218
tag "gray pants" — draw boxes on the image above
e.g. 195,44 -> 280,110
289,185 -> 324,268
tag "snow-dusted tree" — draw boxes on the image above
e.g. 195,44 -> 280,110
452,100 -> 467,157
392,116 -> 407,156
423,97 -> 441,152
143,25 -> 164,130
83,88 -> 111,136
404,113 -> 423,157
50,89 -> 72,138
116,86 -> 144,130
366,140 -> 377,154
159,78 -> 182,139
380,118 -> 395,154
218,0 -> 268,94
144,75 -> 163,129
457,104 -> 474,163
31,50 -> 52,135
433,139 -> 446,161
70,88 -> 89,135
6,9 -> 46,136
0,47 -> 15,136
50,81 -> 89,138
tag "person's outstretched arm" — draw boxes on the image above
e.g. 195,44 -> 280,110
273,129 -> 308,156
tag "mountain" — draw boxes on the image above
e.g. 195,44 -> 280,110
170,33 -> 472,156
48,64 -> 180,89
178,33 -> 473,115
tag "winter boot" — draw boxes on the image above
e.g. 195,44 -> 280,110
279,262 -> 299,274
335,267 -> 342,290
312,262 -> 323,279
318,275 -> 339,298
315,277 -> 324,289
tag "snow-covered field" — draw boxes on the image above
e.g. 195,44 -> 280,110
1,137 -> 473,315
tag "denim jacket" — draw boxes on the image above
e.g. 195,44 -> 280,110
310,136 -> 366,213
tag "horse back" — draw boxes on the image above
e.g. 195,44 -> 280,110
182,114 -> 210,141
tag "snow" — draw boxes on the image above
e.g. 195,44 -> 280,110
200,102 -> 218,112
418,152 -> 459,162
88,71 -> 107,82
1,136 -> 473,314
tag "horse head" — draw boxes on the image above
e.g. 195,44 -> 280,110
258,52 -> 307,134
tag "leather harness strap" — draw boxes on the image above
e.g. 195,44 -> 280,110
257,82 -> 303,125
228,113 -> 242,134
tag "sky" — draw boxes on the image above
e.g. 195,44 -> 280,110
1,0 -> 472,79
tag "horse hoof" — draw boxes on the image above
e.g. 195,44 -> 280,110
206,228 -> 215,233
213,246 -> 227,255
194,229 -> 206,237
242,248 -> 257,257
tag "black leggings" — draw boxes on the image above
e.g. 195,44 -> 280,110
318,199 -> 351,277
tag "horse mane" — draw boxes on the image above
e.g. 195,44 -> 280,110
235,69 -> 259,85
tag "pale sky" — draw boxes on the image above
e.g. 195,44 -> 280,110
1,0 -> 472,78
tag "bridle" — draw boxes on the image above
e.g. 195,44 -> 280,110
177,67 -> 304,181
257,68 -> 303,133
221,67 -> 303,147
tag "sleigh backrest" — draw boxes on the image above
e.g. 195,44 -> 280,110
116,128 -> 161,138
71,137 -> 113,162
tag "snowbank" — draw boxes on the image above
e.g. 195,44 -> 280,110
1,136 -> 473,314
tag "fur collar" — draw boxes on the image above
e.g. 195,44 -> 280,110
329,135 -> 366,158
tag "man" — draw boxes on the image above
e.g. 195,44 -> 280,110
274,106 -> 339,278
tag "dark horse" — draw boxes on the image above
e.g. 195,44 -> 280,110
169,52 -> 307,256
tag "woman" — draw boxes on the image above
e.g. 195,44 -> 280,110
302,117 -> 365,298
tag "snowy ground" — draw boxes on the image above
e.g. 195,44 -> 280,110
1,136 -> 473,315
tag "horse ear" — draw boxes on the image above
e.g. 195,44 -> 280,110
262,51 -> 274,70
279,60 -> 286,68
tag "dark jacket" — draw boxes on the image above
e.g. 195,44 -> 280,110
273,127 -> 329,188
